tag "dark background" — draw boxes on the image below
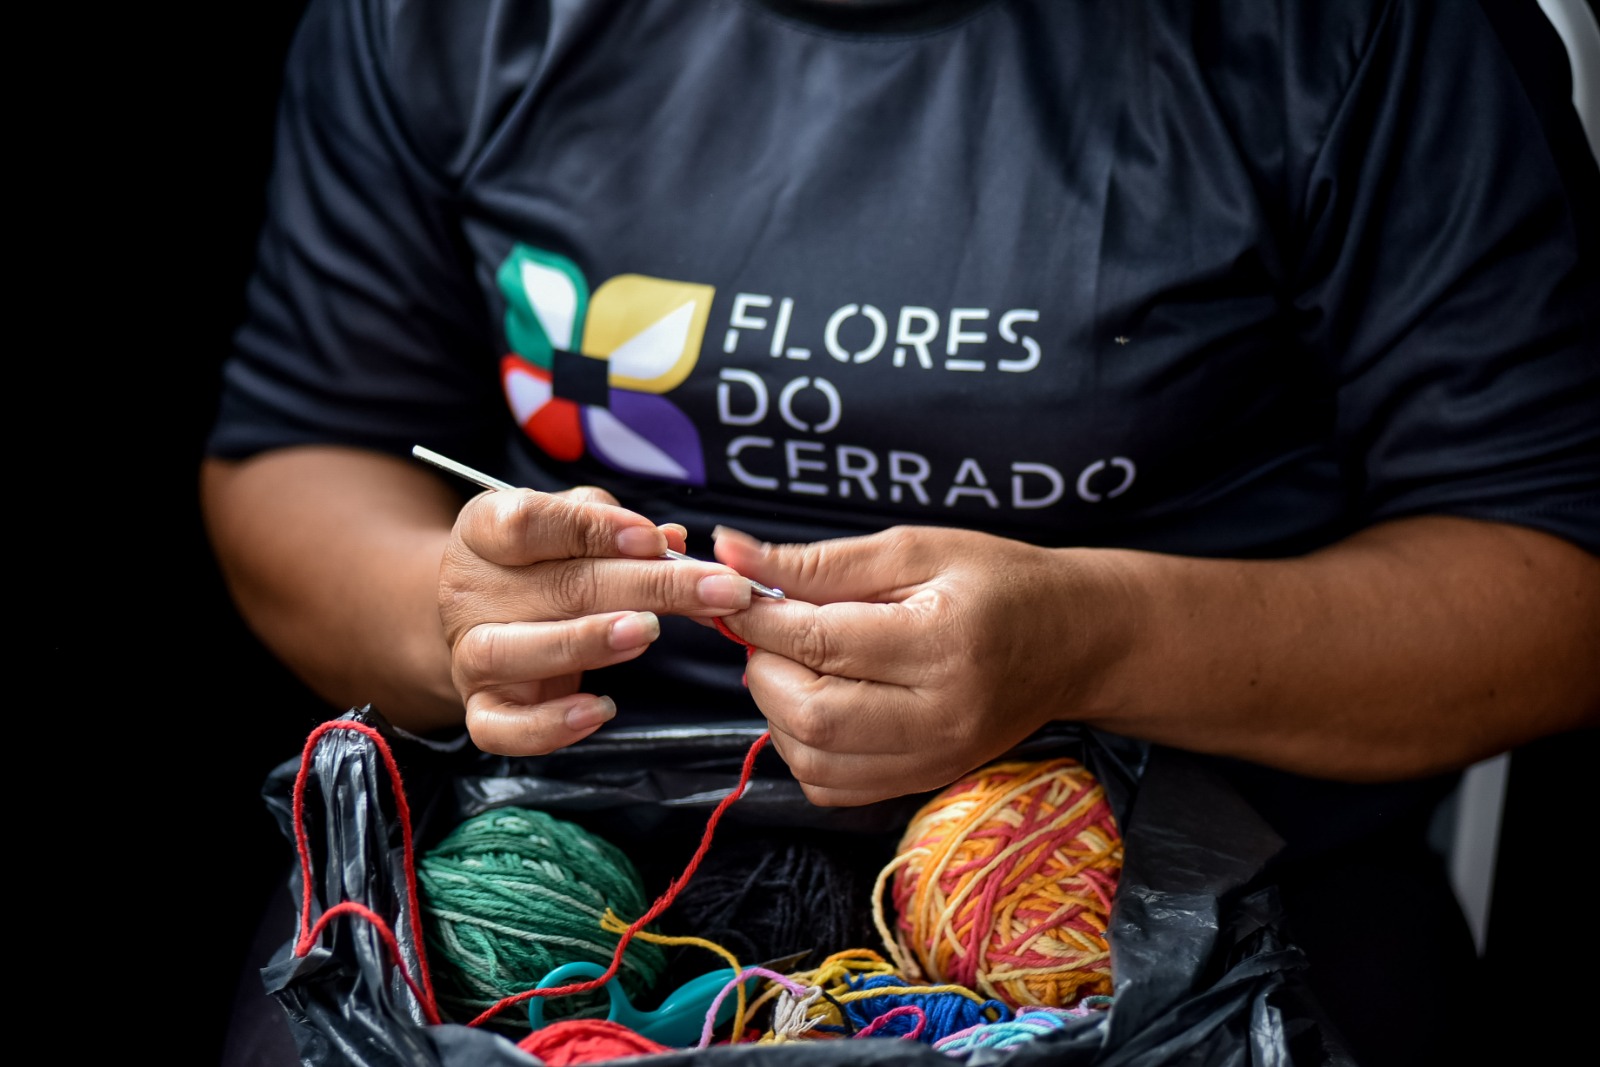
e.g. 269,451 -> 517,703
72,2 -> 1595,1063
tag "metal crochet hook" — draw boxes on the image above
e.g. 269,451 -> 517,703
411,445 -> 784,599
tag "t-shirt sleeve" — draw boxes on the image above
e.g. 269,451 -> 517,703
1294,0 -> 1600,554
204,0 -> 546,469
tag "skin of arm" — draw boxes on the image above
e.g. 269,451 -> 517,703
200,445 -> 755,745
204,446 -> 1598,804
712,516 -> 1600,806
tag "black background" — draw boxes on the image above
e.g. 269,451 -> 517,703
67,2 -> 1595,1063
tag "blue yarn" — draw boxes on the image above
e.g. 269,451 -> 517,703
820,973 -> 1012,1043
933,1001 -> 1116,1053
934,1010 -> 1069,1052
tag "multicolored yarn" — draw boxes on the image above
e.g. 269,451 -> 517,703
830,972 -> 1011,1042
932,999 -> 1114,1053
873,758 -> 1123,1011
596,908 -> 756,1042
856,1005 -> 928,1040
701,966 -> 813,1047
288,720 -> 773,1033
742,948 -> 1009,1045
416,807 -> 667,1026
288,719 -> 1118,1061
740,951 -> 882,1044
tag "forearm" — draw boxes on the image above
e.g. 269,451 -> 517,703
200,446 -> 465,734
1071,516 -> 1600,781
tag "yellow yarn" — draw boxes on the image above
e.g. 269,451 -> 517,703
598,909 -> 752,1037
744,947 -> 996,1043
871,758 -> 1123,1010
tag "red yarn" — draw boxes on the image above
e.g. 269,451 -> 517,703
289,717 -> 771,1031
855,1005 -> 927,1040
712,617 -> 754,685
291,720 -> 442,1023
465,728 -> 770,1027
711,617 -> 750,651
515,1018 -> 671,1063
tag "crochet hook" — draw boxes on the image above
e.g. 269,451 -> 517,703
411,445 -> 785,599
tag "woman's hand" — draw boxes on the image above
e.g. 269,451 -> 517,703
441,486 -> 756,756
714,517 -> 1600,802
710,525 -> 1128,806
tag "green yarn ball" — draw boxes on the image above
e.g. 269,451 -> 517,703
416,806 -> 666,1029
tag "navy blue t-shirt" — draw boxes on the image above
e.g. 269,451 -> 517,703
208,0 -> 1600,854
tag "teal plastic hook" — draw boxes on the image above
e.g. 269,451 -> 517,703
526,961 -> 755,1048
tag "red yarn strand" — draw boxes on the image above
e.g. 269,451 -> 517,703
290,619 -> 769,1035
302,901 -> 443,1025
288,713 -> 773,1033
712,617 -> 755,688
465,730 -> 771,1028
291,720 -> 441,1020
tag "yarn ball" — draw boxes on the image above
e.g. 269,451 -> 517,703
833,972 -> 1011,1043
655,825 -> 884,983
880,758 -> 1122,1010
515,1018 -> 671,1064
416,806 -> 667,1027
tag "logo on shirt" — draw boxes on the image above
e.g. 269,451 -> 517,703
497,244 -> 713,484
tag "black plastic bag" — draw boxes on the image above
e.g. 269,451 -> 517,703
258,705 -> 1352,1066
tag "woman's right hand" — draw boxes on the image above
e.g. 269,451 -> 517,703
440,485 -> 754,755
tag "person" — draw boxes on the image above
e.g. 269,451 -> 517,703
201,0 -> 1600,1064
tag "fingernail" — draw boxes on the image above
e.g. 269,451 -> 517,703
698,573 -> 753,609
609,611 -> 660,650
616,526 -> 664,557
566,696 -> 616,731
712,525 -> 762,549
